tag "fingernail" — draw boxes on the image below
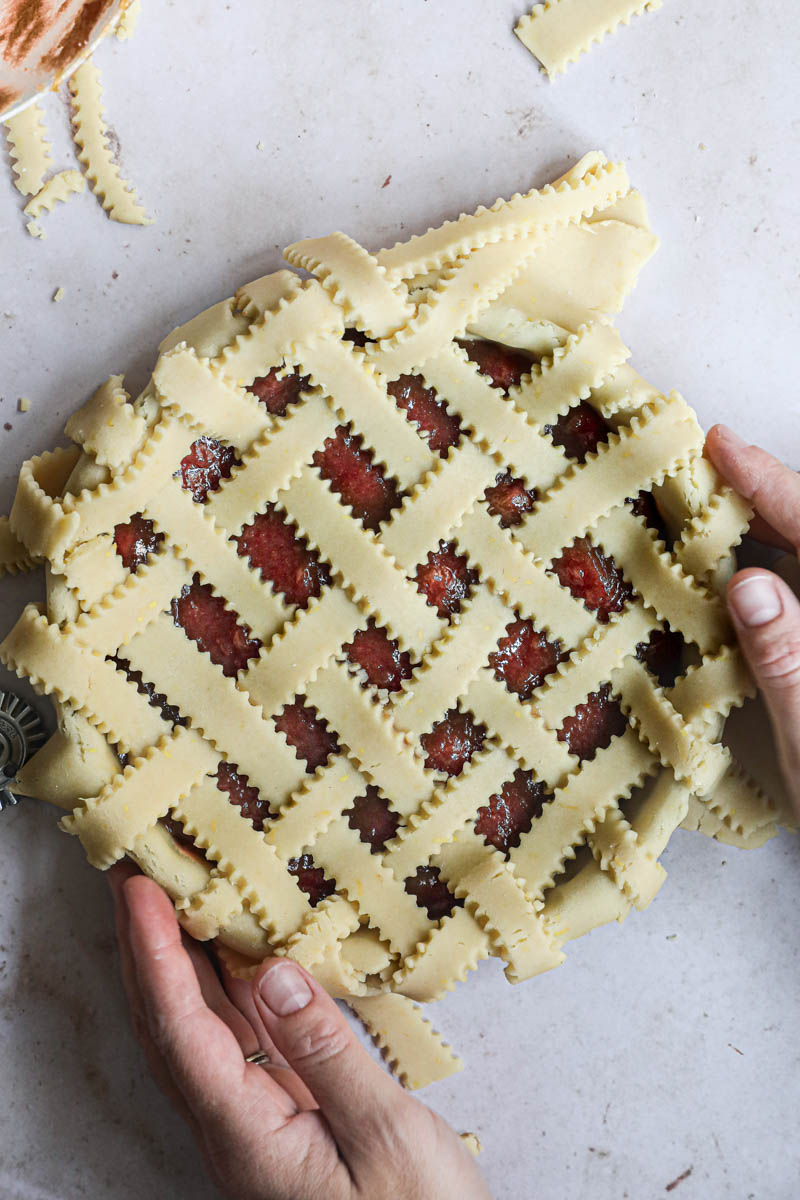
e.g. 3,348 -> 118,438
729,575 -> 782,628
258,962 -> 313,1016
716,424 -> 747,451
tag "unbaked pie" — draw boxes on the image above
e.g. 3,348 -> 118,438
0,152 -> 785,1087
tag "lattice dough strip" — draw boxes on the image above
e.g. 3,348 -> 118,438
245,589 -> 362,718
208,394 -> 339,537
61,416 -> 198,551
23,170 -> 86,220
10,448 -> 82,564
381,441 -> 501,574
124,612 -> 306,803
154,347 -> 271,452
69,59 -> 151,225
612,658 -> 730,795
421,344 -> 567,488
62,535 -> 128,606
348,994 -> 463,1090
668,644 -> 755,730
305,662 -> 431,813
508,322 -> 630,429
385,746 -> 516,878
391,589 -> 511,738
312,816 -> 432,958
146,481 -> 290,643
593,506 -> 731,655
514,395 -> 705,563
0,517 -> 35,577
675,486 -> 754,581
375,157 -> 628,280
285,232 -> 415,338
172,777 -> 310,945
463,671 -> 576,785
0,606 -> 168,756
67,547 -> 189,653
515,0 -> 663,79
533,604 -> 654,730
177,874 -> 248,943
216,281 -> 343,385
266,755 -> 367,862
62,727 -> 216,869
392,907 -> 490,1002
436,836 -> 564,981
509,727 -> 656,898
588,808 -> 666,910
5,102 -> 51,195
280,468 -> 442,649
454,506 -> 596,646
65,375 -> 148,469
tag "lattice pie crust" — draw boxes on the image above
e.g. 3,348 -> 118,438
0,152 -> 785,1088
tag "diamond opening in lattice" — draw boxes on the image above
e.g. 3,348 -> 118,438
0,151 -> 791,1090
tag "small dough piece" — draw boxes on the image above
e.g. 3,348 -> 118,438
516,0 -> 664,78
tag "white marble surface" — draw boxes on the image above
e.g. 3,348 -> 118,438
1,3 -> 800,1198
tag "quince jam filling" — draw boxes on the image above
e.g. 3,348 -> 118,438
111,338 -> 683,899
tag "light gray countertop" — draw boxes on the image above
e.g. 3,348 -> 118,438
1,4 -> 799,1197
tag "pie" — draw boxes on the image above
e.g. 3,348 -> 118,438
0,152 -> 785,1088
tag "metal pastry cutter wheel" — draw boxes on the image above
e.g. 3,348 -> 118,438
0,691 -> 45,811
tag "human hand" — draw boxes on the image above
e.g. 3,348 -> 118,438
108,863 -> 491,1200
706,425 -> 800,808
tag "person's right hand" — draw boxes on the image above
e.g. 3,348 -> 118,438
109,863 -> 491,1200
706,425 -> 800,810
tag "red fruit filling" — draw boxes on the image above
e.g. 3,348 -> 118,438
346,786 -> 401,852
237,504 -> 330,607
160,816 -> 197,852
216,761 -> 272,830
629,489 -> 670,544
248,366 -> 309,416
421,708 -> 486,777
109,655 -> 185,727
545,400 -> 610,463
171,576 -> 261,677
288,854 -> 336,907
551,537 -> 633,622
404,864 -> 462,921
387,374 -> 462,455
636,625 -> 685,687
489,618 -> 563,700
177,436 -> 240,503
274,697 -> 339,773
484,471 -> 537,527
475,769 -> 552,855
113,513 -> 163,571
344,620 -> 413,692
313,426 -> 399,530
458,338 -> 532,392
558,683 -> 627,761
414,540 -> 478,617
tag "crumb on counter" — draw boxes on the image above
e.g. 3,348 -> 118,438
18,398 -> 31,413
53,287 -> 65,302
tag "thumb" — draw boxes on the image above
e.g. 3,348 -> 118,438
727,568 -> 800,802
252,958 -> 413,1161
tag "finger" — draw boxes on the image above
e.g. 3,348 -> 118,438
181,935 -> 262,1060
727,569 -> 800,805
108,864 -> 196,1125
220,961 -> 318,1112
252,958 -> 417,1162
707,425 -> 800,550
124,875 -> 296,1129
747,514 -> 795,553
